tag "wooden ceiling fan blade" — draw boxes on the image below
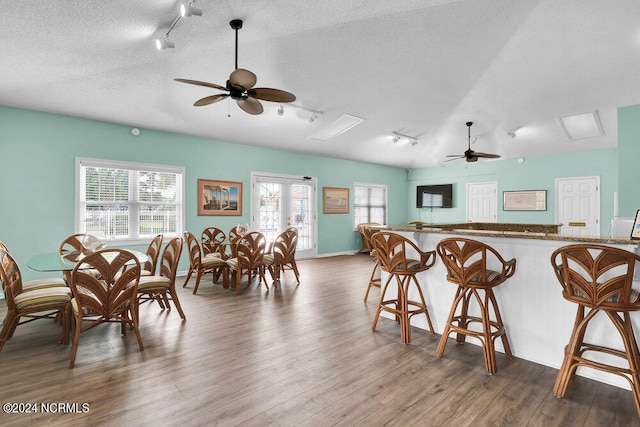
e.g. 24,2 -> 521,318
229,69 -> 257,89
194,94 -> 229,106
237,97 -> 263,115
473,152 -> 501,158
174,78 -> 227,91
446,154 -> 465,158
251,88 -> 296,103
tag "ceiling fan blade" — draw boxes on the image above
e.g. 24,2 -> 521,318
446,154 -> 465,158
194,94 -> 229,106
251,88 -> 296,103
174,78 -> 227,91
473,152 -> 501,159
229,68 -> 257,89
237,97 -> 263,115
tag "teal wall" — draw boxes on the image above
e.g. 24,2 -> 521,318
407,149 -> 618,235
618,104 -> 640,217
0,106 -> 407,281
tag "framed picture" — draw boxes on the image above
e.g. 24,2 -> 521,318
503,190 -> 547,211
631,209 -> 640,240
198,179 -> 242,216
323,187 -> 349,214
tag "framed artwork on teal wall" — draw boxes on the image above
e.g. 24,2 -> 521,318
198,179 -> 242,216
323,187 -> 349,214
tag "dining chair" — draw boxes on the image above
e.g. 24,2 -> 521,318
201,227 -> 227,260
137,237 -> 186,320
68,248 -> 143,368
142,234 -> 163,276
264,227 -> 300,285
183,231 -> 228,294
226,231 -> 272,294
0,249 -> 72,353
58,233 -> 105,258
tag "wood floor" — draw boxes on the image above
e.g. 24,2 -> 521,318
1,254 -> 639,426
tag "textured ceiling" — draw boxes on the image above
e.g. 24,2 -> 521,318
2,0 -> 639,168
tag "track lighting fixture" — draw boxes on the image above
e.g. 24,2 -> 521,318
155,35 -> 175,50
155,1 -> 202,51
180,1 -> 202,17
391,131 -> 418,146
276,103 -> 322,123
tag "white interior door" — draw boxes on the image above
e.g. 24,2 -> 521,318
251,173 -> 317,259
556,176 -> 600,236
466,181 -> 497,223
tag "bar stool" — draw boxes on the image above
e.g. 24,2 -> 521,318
436,238 -> 516,374
370,232 -> 436,343
551,244 -> 640,417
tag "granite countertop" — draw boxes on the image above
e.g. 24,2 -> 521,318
381,223 -> 639,245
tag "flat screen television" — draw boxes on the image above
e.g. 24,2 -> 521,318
416,184 -> 453,208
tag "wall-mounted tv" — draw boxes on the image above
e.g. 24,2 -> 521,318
416,184 -> 453,208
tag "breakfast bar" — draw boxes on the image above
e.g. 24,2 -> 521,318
376,222 -> 639,389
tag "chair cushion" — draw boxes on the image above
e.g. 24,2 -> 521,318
391,259 -> 422,271
23,277 -> 67,292
137,275 -> 171,291
226,258 -> 239,269
202,257 -> 227,268
470,270 -> 502,283
203,253 -> 222,260
263,254 -> 274,265
573,286 -> 640,303
14,287 -> 71,310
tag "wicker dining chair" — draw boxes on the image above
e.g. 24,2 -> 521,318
264,227 -> 300,285
183,231 -> 228,294
68,248 -> 143,368
202,227 -> 228,260
137,237 -> 185,320
141,234 -> 163,276
226,231 -> 272,294
0,249 -> 72,353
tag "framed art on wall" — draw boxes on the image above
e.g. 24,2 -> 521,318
198,179 -> 242,216
323,187 -> 349,214
503,190 -> 546,211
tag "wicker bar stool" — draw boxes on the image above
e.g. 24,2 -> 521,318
436,238 -> 516,374
362,226 -> 382,301
551,244 -> 640,417
370,232 -> 436,343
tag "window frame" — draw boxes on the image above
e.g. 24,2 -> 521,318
75,157 -> 185,245
353,182 -> 388,228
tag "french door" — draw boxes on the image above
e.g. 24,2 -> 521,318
250,173 -> 317,259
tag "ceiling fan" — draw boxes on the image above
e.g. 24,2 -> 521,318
445,121 -> 501,163
174,19 -> 296,115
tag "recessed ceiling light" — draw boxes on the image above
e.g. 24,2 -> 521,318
309,114 -> 364,141
558,111 -> 604,140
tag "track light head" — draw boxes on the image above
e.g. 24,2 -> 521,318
308,113 -> 317,123
181,1 -> 202,17
277,105 -> 284,116
156,36 -> 175,50
392,136 -> 400,143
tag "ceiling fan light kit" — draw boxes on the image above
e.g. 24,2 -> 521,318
445,121 -> 501,163
174,19 -> 296,115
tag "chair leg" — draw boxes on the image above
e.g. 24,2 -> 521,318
192,269 -> 204,295
488,288 -> 512,359
69,312 -> 82,368
129,304 -> 144,351
291,260 -> 300,284
364,260 -> 380,302
0,310 -> 19,353
182,267 -> 194,288
168,288 -> 186,320
371,274 -> 394,332
437,286 -> 465,358
456,289 -> 472,344
553,305 -> 589,397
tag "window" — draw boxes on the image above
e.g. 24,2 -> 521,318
76,158 -> 185,244
353,182 -> 387,226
